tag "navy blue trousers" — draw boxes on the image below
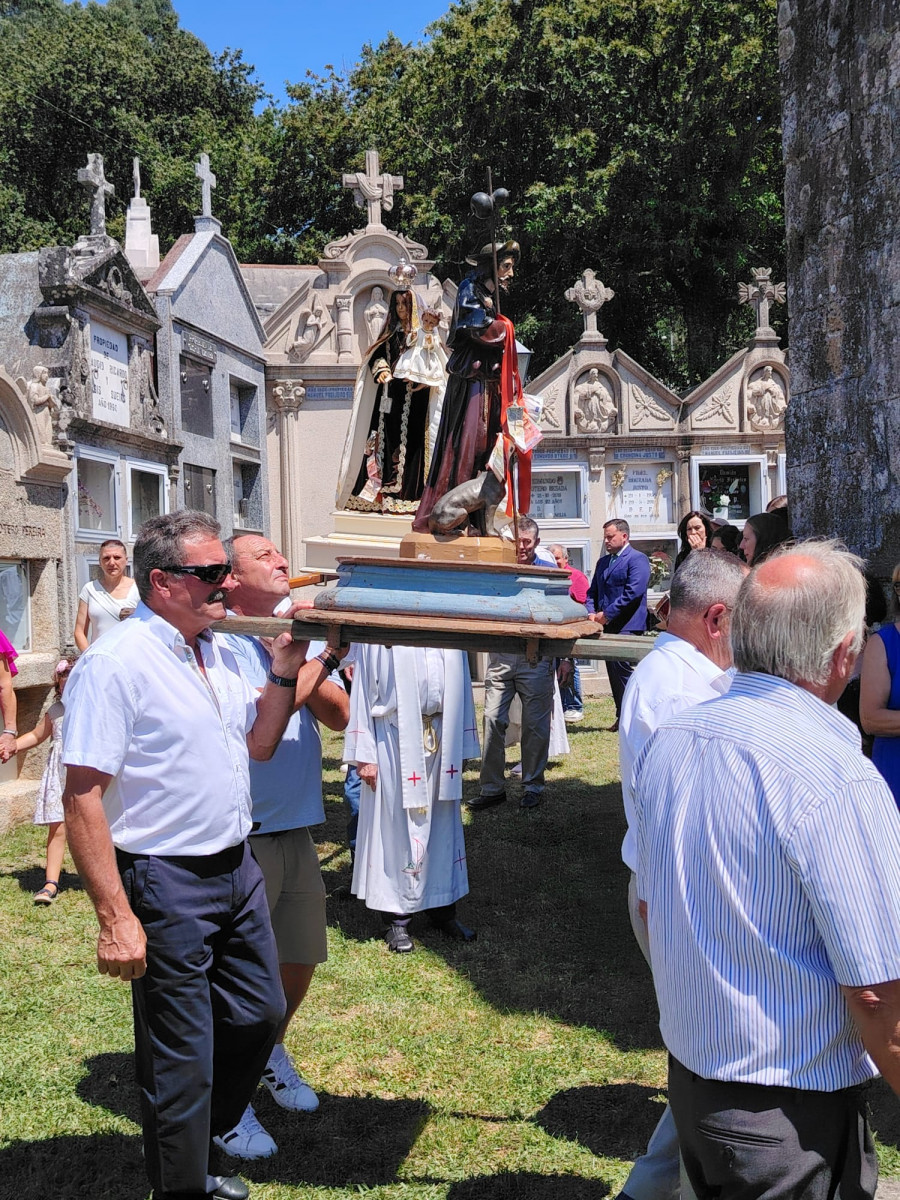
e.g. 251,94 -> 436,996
118,841 -> 285,1199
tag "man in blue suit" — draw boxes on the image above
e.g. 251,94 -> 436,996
587,519 -> 651,732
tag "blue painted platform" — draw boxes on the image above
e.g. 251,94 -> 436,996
313,556 -> 588,624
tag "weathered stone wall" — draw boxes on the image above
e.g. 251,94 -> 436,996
780,0 -> 900,571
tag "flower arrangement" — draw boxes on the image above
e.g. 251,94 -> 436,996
648,550 -> 672,590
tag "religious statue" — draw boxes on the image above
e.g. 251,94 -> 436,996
746,365 -> 787,431
573,368 -> 616,433
20,365 -> 60,446
364,287 -> 389,346
413,240 -> 530,536
290,294 -> 324,359
335,289 -> 447,515
24,365 -> 59,415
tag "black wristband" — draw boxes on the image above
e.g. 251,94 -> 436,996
317,651 -> 341,673
266,668 -> 298,688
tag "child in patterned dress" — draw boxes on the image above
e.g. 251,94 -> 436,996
18,655 -> 76,905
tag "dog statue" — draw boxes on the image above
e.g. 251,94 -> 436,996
428,469 -> 506,536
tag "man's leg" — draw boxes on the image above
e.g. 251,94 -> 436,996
476,655 -> 516,798
621,874 -> 688,1200
606,659 -> 634,723
668,1056 -> 878,1200
121,844 -> 282,1198
344,764 -> 361,865
208,843 -> 285,1142
517,657 -> 554,801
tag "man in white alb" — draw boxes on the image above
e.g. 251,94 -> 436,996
345,644 -> 480,952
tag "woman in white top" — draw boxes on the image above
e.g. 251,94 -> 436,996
73,538 -> 140,649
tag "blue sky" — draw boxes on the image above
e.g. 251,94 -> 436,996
172,0 -> 453,104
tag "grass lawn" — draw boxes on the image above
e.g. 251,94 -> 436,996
2,696 -> 899,1198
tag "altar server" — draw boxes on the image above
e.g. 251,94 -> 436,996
344,643 -> 479,952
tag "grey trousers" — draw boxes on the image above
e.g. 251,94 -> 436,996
480,653 -> 554,795
668,1055 -> 877,1200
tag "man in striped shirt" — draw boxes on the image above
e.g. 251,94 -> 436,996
634,540 -> 900,1200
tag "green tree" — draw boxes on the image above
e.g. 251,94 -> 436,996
0,0 -> 273,260
273,0 -> 784,386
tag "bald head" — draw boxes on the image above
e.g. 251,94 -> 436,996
732,540 -> 866,688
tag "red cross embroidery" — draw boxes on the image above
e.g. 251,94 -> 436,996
454,850 -> 466,870
407,772 -> 421,786
445,764 -> 458,778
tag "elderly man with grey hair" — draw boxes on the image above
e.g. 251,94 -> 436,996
616,548 -> 747,1200
634,541 -> 900,1200
61,511 -> 309,1200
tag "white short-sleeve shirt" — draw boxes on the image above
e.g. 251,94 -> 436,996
63,601 -> 259,855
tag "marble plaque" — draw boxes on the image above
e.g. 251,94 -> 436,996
90,319 -> 130,427
528,469 -> 583,522
609,463 -> 673,524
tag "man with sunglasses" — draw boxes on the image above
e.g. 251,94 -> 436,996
61,511 -> 309,1200
615,549 -> 747,1200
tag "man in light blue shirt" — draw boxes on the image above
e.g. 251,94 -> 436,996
634,540 -> 900,1200
215,534 -> 348,1161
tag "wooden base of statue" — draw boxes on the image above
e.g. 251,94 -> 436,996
398,531 -> 517,565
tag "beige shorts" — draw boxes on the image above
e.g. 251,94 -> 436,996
250,827 -> 327,965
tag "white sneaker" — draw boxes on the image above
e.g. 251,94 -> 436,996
262,1044 -> 320,1112
564,710 -> 584,724
509,762 -> 522,777
213,1104 -> 278,1159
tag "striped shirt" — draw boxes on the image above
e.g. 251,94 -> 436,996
635,671 -> 900,1090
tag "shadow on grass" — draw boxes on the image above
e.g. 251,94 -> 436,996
10,862 -> 84,896
870,1078 -> 900,1149
534,1083 -> 668,1160
77,1051 -> 432,1189
446,1173 -> 610,1199
321,725 -> 661,1050
0,1132 -> 146,1200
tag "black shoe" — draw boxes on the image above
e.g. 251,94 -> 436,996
384,922 -> 414,953
466,791 -> 507,811
520,791 -> 542,809
212,1177 -> 250,1200
431,917 -> 477,942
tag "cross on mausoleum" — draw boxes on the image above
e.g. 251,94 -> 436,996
132,157 -> 142,199
194,153 -> 217,218
565,269 -> 615,338
342,149 -> 404,228
78,153 -> 114,237
738,267 -> 786,334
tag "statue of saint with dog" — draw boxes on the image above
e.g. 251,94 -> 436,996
413,238 -> 534,537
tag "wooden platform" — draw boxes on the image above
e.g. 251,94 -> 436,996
213,611 -> 653,664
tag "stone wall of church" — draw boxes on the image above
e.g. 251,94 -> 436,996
780,0 -> 900,568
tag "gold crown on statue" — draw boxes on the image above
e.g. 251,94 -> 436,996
388,257 -> 418,288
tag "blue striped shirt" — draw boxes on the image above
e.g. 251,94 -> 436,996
634,671 -> 900,1090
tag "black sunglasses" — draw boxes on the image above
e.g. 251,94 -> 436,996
163,563 -> 232,585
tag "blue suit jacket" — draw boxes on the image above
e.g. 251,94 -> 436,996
587,542 -> 651,633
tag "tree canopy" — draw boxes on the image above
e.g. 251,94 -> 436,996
0,0 -> 785,387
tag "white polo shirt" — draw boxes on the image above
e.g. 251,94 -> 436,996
63,601 -> 258,855
618,632 -> 731,871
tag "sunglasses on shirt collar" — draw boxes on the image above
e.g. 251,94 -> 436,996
163,563 -> 232,585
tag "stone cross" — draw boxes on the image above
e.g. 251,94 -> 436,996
77,153 -> 115,237
565,269 -> 614,337
342,149 -> 404,228
738,267 -> 786,333
194,153 -> 216,218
